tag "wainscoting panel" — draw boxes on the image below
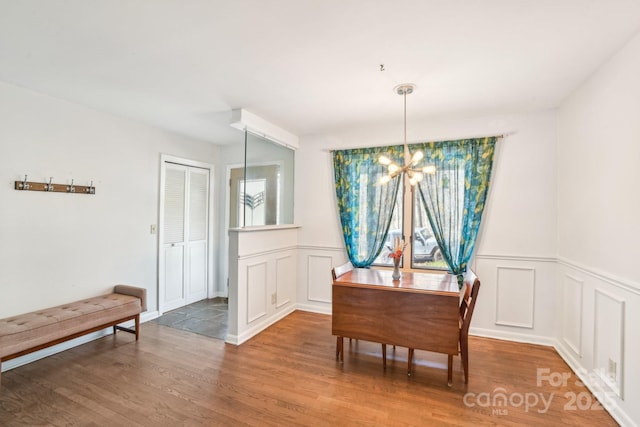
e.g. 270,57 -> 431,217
296,246 -> 347,314
594,289 -> 625,398
495,266 -> 535,328
562,274 -> 583,357
276,254 -> 295,308
246,261 -> 268,323
227,227 -> 299,345
555,259 -> 639,427
471,255 -> 556,345
307,255 -> 333,304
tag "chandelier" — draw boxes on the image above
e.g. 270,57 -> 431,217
379,84 -> 435,185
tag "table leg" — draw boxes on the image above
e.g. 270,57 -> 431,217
407,348 -> 414,376
447,354 -> 453,386
382,344 -> 387,369
336,336 -> 344,362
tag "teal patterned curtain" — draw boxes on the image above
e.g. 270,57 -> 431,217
332,146 -> 404,267
411,137 -> 497,287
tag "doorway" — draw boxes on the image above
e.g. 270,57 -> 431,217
159,156 -> 214,314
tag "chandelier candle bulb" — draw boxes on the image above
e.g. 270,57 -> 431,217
379,155 -> 391,165
410,151 -> 424,165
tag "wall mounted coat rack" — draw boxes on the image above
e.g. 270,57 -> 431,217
14,176 -> 95,194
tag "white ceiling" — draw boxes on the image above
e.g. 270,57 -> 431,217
1,0 -> 640,144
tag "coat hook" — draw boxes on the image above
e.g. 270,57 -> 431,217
87,180 -> 95,194
21,174 -> 29,190
68,179 -> 75,193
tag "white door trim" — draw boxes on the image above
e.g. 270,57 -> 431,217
158,154 -> 215,316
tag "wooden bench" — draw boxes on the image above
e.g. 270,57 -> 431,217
0,284 -> 146,383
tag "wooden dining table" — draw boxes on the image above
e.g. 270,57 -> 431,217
332,268 -> 463,383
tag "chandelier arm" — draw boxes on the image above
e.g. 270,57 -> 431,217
378,83 -> 429,186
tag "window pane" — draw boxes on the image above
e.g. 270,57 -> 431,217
372,187 -> 403,266
412,190 -> 446,270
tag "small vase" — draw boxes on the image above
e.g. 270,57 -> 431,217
392,258 -> 401,280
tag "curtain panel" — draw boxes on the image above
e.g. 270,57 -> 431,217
332,145 -> 404,268
411,137 -> 497,287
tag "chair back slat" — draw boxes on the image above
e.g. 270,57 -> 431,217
460,270 -> 480,335
331,261 -> 354,281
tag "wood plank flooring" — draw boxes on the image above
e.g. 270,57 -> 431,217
0,311 -> 618,426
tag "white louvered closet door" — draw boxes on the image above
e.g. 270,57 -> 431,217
186,168 -> 209,304
162,163 -> 209,311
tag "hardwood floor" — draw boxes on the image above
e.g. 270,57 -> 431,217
0,311 -> 618,426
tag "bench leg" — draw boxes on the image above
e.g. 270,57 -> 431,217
114,314 -> 140,340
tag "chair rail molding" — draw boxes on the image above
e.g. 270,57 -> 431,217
474,253 -> 556,263
557,256 -> 640,295
297,244 -> 345,252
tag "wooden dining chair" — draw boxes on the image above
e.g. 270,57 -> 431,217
332,261 -> 354,361
407,270 -> 481,385
331,261 -> 354,281
458,270 -> 481,384
331,261 -> 389,368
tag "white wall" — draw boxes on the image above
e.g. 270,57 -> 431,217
0,81 -> 219,319
295,111 -> 559,345
556,31 -> 640,427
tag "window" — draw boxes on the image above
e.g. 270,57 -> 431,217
373,175 -> 447,271
411,189 -> 446,269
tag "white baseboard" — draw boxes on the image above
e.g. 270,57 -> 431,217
1,330 -> 111,373
296,302 -> 332,315
469,327 -> 556,347
553,340 -> 636,427
469,328 -> 635,426
225,305 -> 297,346
1,310 -> 159,373
210,291 -> 228,299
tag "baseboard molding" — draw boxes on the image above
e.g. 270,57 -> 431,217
553,339 -> 635,427
1,330 -> 111,373
469,327 -> 556,347
453,327 -> 636,426
296,302 -> 332,315
1,310 -> 159,373
210,291 -> 228,299
225,305 -> 297,346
